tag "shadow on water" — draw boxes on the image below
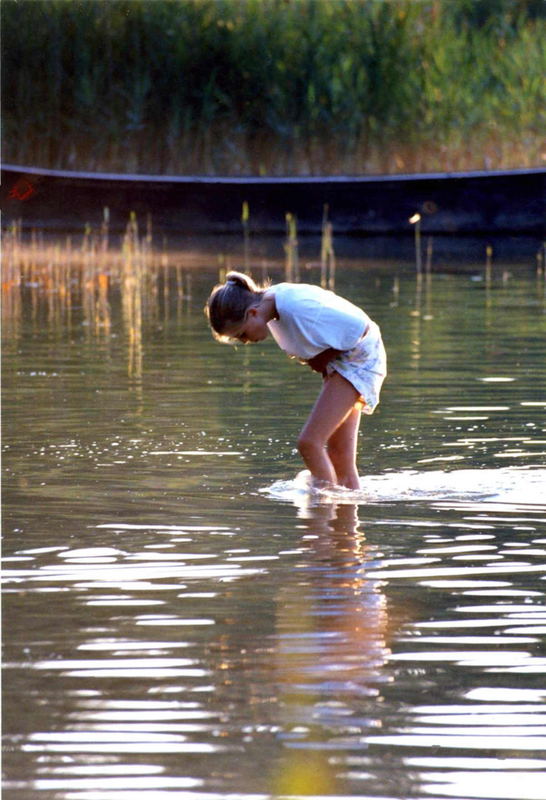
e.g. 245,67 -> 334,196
2,229 -> 546,799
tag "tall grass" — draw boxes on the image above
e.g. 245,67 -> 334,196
2,0 -> 545,175
1,215 -> 191,352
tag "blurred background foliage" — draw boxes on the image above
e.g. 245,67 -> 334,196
2,0 -> 545,175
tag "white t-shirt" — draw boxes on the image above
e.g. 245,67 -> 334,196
266,283 -> 370,359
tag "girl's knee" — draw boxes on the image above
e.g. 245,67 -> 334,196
297,431 -> 322,459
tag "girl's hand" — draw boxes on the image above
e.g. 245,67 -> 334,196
306,348 -> 342,375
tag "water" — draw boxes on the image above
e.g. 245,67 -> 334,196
3,242 -> 546,800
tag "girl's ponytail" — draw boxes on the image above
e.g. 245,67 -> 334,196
224,271 -> 259,292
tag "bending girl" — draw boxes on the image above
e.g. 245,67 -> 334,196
205,271 -> 386,490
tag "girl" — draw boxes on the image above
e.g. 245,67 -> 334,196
205,271 -> 386,490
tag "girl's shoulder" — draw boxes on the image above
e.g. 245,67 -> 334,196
272,283 -> 346,324
275,282 -> 367,321
272,282 -> 327,300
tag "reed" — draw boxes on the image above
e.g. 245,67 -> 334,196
3,0 -> 544,176
284,213 -> 299,282
1,214 -> 189,342
241,202 -> 250,270
320,205 -> 335,290
409,213 -> 422,274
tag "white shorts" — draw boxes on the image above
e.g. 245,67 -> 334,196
326,320 -> 387,415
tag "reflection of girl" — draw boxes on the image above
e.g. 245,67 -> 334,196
205,271 -> 387,489
273,502 -> 391,795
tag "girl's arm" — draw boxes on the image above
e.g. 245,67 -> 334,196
306,347 -> 342,376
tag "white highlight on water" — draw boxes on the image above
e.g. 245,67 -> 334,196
261,467 -> 546,510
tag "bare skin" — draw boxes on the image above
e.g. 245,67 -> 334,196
297,371 -> 363,490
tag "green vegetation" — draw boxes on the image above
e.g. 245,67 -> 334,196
3,0 -> 545,175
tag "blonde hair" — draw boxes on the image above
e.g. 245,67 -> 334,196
205,270 -> 268,343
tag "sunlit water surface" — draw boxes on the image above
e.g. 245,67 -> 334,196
3,242 -> 546,800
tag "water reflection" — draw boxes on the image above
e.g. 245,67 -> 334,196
3,242 -> 546,799
272,503 -> 391,795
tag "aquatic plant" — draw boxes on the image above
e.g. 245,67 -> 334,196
2,0 -> 544,175
320,205 -> 335,290
284,212 -> 299,282
1,213 -> 190,346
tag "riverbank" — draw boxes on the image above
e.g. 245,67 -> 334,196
2,164 -> 545,238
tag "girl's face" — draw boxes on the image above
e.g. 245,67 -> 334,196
227,306 -> 269,344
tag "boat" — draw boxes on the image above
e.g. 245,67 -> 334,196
1,163 -> 544,236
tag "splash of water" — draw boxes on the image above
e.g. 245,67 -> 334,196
261,467 -> 546,512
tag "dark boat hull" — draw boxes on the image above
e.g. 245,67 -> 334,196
2,164 -> 544,237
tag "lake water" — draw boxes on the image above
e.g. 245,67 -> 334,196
3,236 -> 546,800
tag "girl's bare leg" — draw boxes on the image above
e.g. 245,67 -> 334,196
327,403 -> 362,489
297,372 -> 361,488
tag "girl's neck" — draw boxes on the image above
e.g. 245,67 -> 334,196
260,292 -> 278,322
